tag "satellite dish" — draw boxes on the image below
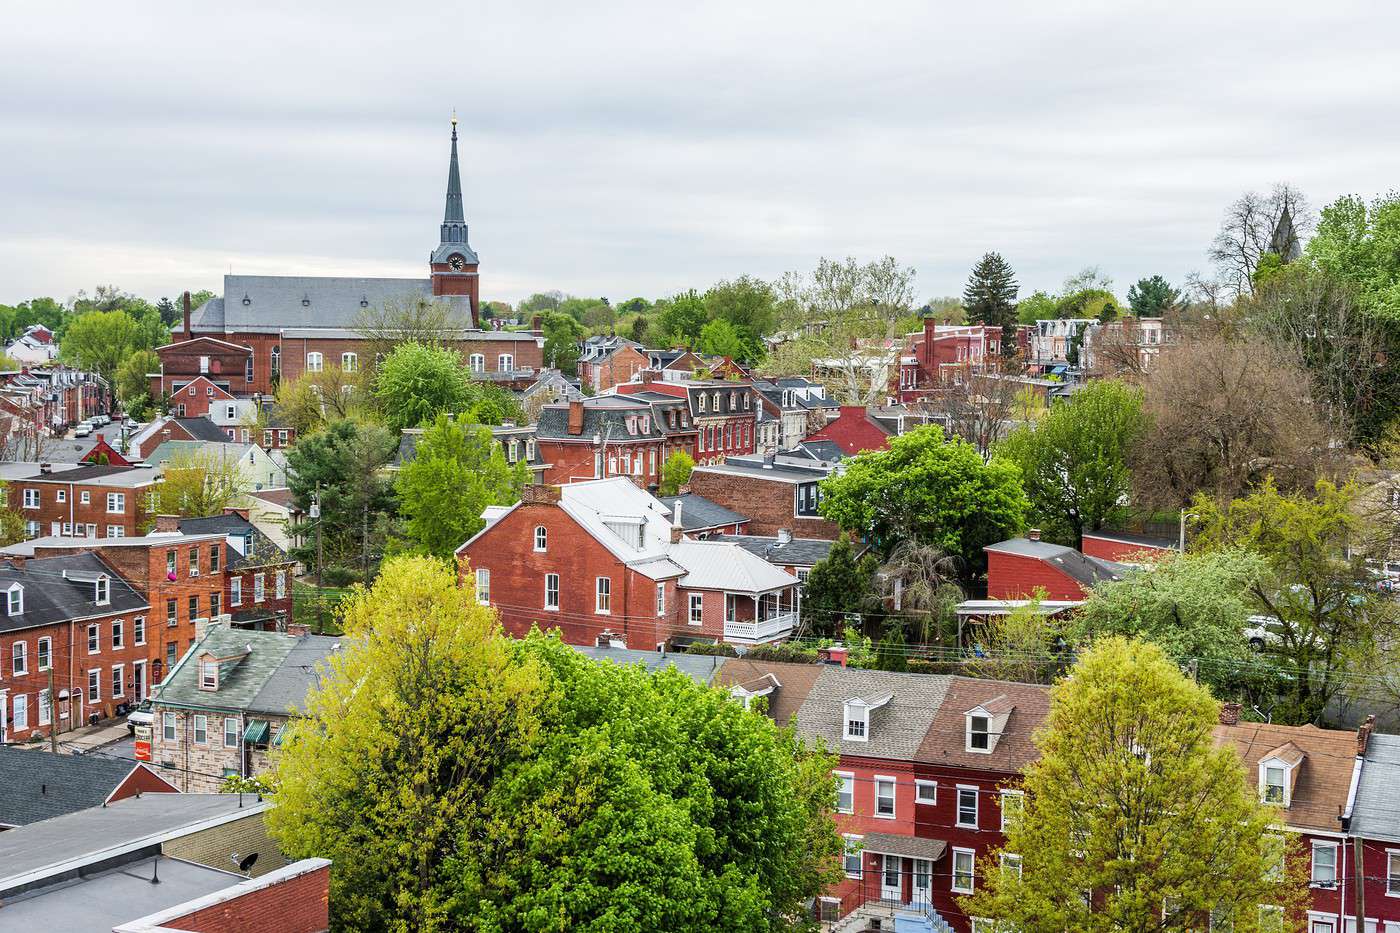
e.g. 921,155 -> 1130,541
236,852 -> 259,874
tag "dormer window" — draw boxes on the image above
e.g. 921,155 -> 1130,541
965,695 -> 1015,754
95,575 -> 110,606
6,583 -> 22,615
200,657 -> 218,690
1263,765 -> 1285,803
842,692 -> 892,743
968,714 -> 990,751
1258,743 -> 1304,807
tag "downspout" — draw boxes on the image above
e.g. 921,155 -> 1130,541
68,617 -> 75,730
1340,751 -> 1364,931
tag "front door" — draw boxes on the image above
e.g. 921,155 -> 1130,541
881,855 -> 902,902
912,858 -> 931,906
133,661 -> 146,701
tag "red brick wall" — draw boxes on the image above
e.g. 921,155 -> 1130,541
227,562 -> 296,626
156,340 -> 252,397
805,407 -> 891,455
583,345 -> 648,392
457,500 -> 676,648
1079,534 -> 1174,563
537,439 -> 666,487
108,762 -> 180,802
11,477 -> 156,537
162,862 -> 330,933
984,550 -> 1084,601
686,470 -> 839,539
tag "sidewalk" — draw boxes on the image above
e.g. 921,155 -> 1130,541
15,720 -> 129,754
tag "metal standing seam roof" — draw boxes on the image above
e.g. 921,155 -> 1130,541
188,275 -> 475,334
1350,732 -> 1400,841
0,553 -> 149,633
794,666 -> 953,761
669,539 -> 799,593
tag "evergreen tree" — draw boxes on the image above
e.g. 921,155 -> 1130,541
802,534 -> 877,636
1126,275 -> 1182,317
873,625 -> 908,671
962,252 -> 1020,337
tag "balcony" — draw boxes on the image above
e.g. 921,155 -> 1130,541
723,610 -> 796,644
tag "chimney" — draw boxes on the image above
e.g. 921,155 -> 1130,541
776,528 -> 792,545
154,514 -> 181,533
567,400 -> 585,436
182,291 -> 192,339
286,623 -> 312,637
821,643 -> 849,667
640,369 -> 658,385
1027,528 -> 1041,542
39,462 -> 51,475
530,315 -> 542,332
1218,702 -> 1242,726
521,484 -> 562,505
670,501 -> 684,544
194,614 -> 210,643
1358,714 -> 1376,756
676,483 -> 691,496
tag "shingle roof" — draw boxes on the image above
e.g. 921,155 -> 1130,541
248,488 -> 295,509
713,658 -> 825,727
1213,722 -> 1357,834
190,275 -> 474,334
248,635 -> 342,716
985,537 -> 1127,588
709,534 -> 835,568
571,645 -> 726,684
153,625 -> 338,715
795,666 -> 952,761
0,553 -> 148,634
1352,732 -> 1400,841
0,748 -> 144,827
918,676 -> 1051,771
536,399 -> 663,442
656,494 -> 748,531
173,417 -> 232,442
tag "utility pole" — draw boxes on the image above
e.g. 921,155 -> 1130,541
310,487 -> 322,633
1355,834 -> 1366,924
47,663 -> 57,753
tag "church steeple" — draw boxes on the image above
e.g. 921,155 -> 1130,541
443,113 -> 465,225
430,114 -> 480,321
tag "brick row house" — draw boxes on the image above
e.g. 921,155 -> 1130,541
457,479 -> 802,649
615,373 -> 759,465
165,512 -> 297,632
0,366 -> 109,433
6,462 -> 163,539
577,336 -> 647,392
534,396 -> 694,488
894,320 -> 1004,404
152,121 -> 542,405
687,453 -> 842,539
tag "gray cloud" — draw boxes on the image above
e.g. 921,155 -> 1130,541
2,0 -> 1398,306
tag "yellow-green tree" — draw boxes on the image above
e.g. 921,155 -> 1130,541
145,449 -> 248,525
961,637 -> 1308,932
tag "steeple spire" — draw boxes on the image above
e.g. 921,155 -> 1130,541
443,111 -> 464,224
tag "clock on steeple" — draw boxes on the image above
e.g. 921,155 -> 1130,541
429,114 -> 480,325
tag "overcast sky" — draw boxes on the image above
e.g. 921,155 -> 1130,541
3,1 -> 1397,308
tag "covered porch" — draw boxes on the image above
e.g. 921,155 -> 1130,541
722,586 -> 800,643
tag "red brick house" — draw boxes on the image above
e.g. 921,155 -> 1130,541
983,533 -> 1126,601
534,397 -> 677,487
615,373 -> 758,465
165,513 -> 296,632
687,453 -> 840,539
8,462 -> 163,539
130,416 -> 232,460
804,405 -> 895,455
457,479 -> 801,648
577,337 -> 647,393
894,320 -> 1003,403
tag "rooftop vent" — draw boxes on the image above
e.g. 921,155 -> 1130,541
241,294 -> 251,306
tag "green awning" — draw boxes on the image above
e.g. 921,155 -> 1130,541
243,719 -> 270,744
273,726 -> 286,747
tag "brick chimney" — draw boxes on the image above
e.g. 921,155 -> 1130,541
521,484 -> 562,505
1218,701 -> 1242,726
530,315 -> 542,332
567,400 -> 585,436
1358,714 -> 1376,756
640,369 -> 658,385
676,483 -> 691,496
1027,528 -> 1041,542
182,291 -> 192,339
286,623 -> 312,637
670,500 -> 684,543
820,643 -> 849,667
154,514 -> 181,533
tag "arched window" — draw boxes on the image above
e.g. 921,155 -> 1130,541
270,346 -> 281,377
534,526 -> 547,552
306,352 -> 323,373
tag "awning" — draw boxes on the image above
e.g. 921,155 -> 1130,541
243,719 -> 270,744
860,833 -> 948,862
273,725 -> 288,747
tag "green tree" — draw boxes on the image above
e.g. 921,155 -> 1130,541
1306,191 -> 1400,311
654,290 -> 707,347
461,382 -> 525,426
271,557 -> 842,932
617,297 -> 652,316
1054,287 -> 1121,322
1072,549 -> 1272,697
820,425 -> 1028,582
59,309 -> 143,383
964,597 -> 1066,684
801,534 -> 877,636
0,483 -> 28,546
540,311 -> 585,375
115,349 -> 160,419
397,415 -> 529,557
1126,275 -> 1183,317
702,276 -> 774,361
658,450 -> 695,497
12,297 -> 67,335
287,420 -> 398,582
519,291 -> 565,316
144,449 -> 249,526
1016,289 -> 1057,324
274,366 -> 370,437
373,342 -> 472,431
1190,478 -> 1398,724
961,637 -> 1308,932
697,318 -> 746,359
962,252 -> 1019,337
873,624 -> 908,671
998,380 -> 1147,547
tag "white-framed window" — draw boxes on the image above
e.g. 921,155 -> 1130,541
22,488 -> 39,508
655,582 -> 666,617
134,615 -> 146,646
843,835 -> 863,879
1001,789 -> 1024,830
534,526 -> 547,551
107,525 -> 124,538
544,573 -> 560,610
25,520 -> 40,537
956,785 -> 979,828
1308,915 -> 1338,933
1001,853 -> 1022,879
201,658 -> 218,689
1387,849 -> 1400,896
112,618 -> 124,649
306,352 -> 323,372
497,353 -> 513,372
12,694 -> 27,732
846,711 -> 867,741
835,772 -> 854,813
469,353 -> 485,372
193,713 -> 207,744
275,571 -> 286,599
1263,763 -> 1287,804
87,668 -> 100,702
952,847 -> 976,893
253,573 -> 265,602
106,492 -> 125,513
1312,841 -> 1338,888
224,716 -> 239,747
162,711 -> 177,742
341,352 -> 357,371
80,490 -> 90,504
56,488 -> 66,503
697,393 -> 707,413
915,780 -> 937,804
874,776 -> 896,818
189,548 -> 200,577
6,583 -> 21,615
38,688 -> 51,726
689,593 -> 703,624
475,568 -> 490,605
967,712 -> 991,752
595,576 -> 611,614
111,664 -> 124,698
37,636 -> 51,670
12,640 -> 27,675
230,576 -> 242,606
96,575 -> 110,604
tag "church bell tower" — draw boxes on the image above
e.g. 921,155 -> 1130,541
429,114 -> 481,325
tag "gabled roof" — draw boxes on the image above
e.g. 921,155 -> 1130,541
176,514 -> 289,569
986,537 -> 1127,588
1352,732 -> 1400,841
669,539 -> 798,593
655,493 -> 748,531
795,666 -> 951,761
0,553 -> 148,633
0,748 -> 157,827
918,676 -> 1051,771
713,658 -> 826,726
153,624 -> 340,715
709,534 -> 835,568
173,417 -> 232,442
1213,722 -> 1357,833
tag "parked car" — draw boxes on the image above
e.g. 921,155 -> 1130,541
73,422 -> 93,438
91,414 -> 110,426
126,699 -> 154,735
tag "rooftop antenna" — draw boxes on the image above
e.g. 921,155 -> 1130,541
232,851 -> 259,876
150,857 -> 161,885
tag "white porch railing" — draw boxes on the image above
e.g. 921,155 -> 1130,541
724,611 -> 796,643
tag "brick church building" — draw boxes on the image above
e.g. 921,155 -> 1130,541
152,118 -> 543,400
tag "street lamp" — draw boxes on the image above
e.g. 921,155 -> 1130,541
1178,508 -> 1198,553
